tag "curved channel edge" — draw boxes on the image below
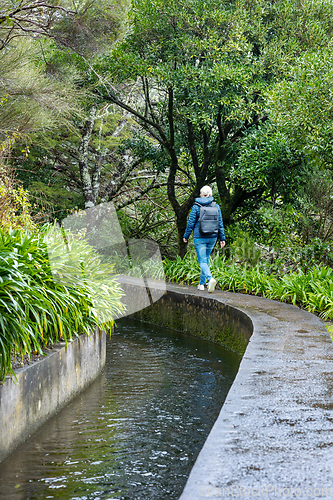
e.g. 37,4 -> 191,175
131,282 -> 333,499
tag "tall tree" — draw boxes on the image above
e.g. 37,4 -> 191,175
0,0 -> 122,141
0,39 -> 81,140
0,0 -> 122,52
91,0 -> 333,256
42,104 -> 151,210
267,48 -> 333,169
0,0 -> 126,216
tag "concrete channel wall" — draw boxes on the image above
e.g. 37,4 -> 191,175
131,287 -> 253,355
132,282 -> 333,499
2,277 -> 333,499
0,329 -> 105,463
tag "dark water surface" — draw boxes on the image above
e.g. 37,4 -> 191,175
0,319 -> 240,500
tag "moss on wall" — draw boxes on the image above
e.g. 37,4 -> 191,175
129,290 -> 252,356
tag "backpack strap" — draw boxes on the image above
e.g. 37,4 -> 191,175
194,202 -> 216,206
194,202 -> 201,222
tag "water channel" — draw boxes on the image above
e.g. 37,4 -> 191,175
0,319 -> 240,500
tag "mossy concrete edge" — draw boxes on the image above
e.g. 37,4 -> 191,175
130,288 -> 252,356
0,329 -> 105,463
159,284 -> 333,499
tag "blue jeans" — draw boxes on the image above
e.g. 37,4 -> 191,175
194,237 -> 217,285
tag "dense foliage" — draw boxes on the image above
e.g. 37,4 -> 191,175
98,0 -> 333,255
163,251 -> 333,320
2,0 -> 333,377
4,0 -> 333,259
0,229 -> 123,380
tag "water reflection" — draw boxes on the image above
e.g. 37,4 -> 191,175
0,319 -> 240,500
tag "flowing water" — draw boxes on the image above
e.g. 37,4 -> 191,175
0,319 -> 240,500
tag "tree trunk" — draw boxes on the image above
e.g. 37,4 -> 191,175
216,167 -> 266,226
78,106 -> 97,209
176,210 -> 189,259
215,165 -> 233,226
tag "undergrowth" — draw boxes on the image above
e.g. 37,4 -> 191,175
163,251 -> 333,320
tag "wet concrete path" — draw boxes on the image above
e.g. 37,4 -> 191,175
167,284 -> 333,499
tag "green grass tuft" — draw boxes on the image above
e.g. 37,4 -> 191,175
164,252 -> 333,322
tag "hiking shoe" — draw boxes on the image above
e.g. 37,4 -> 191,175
197,284 -> 205,291
208,278 -> 217,293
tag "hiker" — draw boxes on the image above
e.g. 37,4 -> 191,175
183,186 -> 226,292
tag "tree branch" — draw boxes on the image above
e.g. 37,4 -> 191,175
187,119 -> 200,179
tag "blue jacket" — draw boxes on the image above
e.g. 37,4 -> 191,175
183,197 -> 226,241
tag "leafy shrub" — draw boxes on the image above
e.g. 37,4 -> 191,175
0,228 -> 124,380
0,166 -> 35,231
226,231 -> 261,266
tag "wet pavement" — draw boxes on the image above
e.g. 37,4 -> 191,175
169,284 -> 333,499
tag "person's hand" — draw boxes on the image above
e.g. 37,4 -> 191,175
183,238 -> 188,243
220,240 -> 226,249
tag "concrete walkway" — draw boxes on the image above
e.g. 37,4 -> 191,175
171,284 -> 333,499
